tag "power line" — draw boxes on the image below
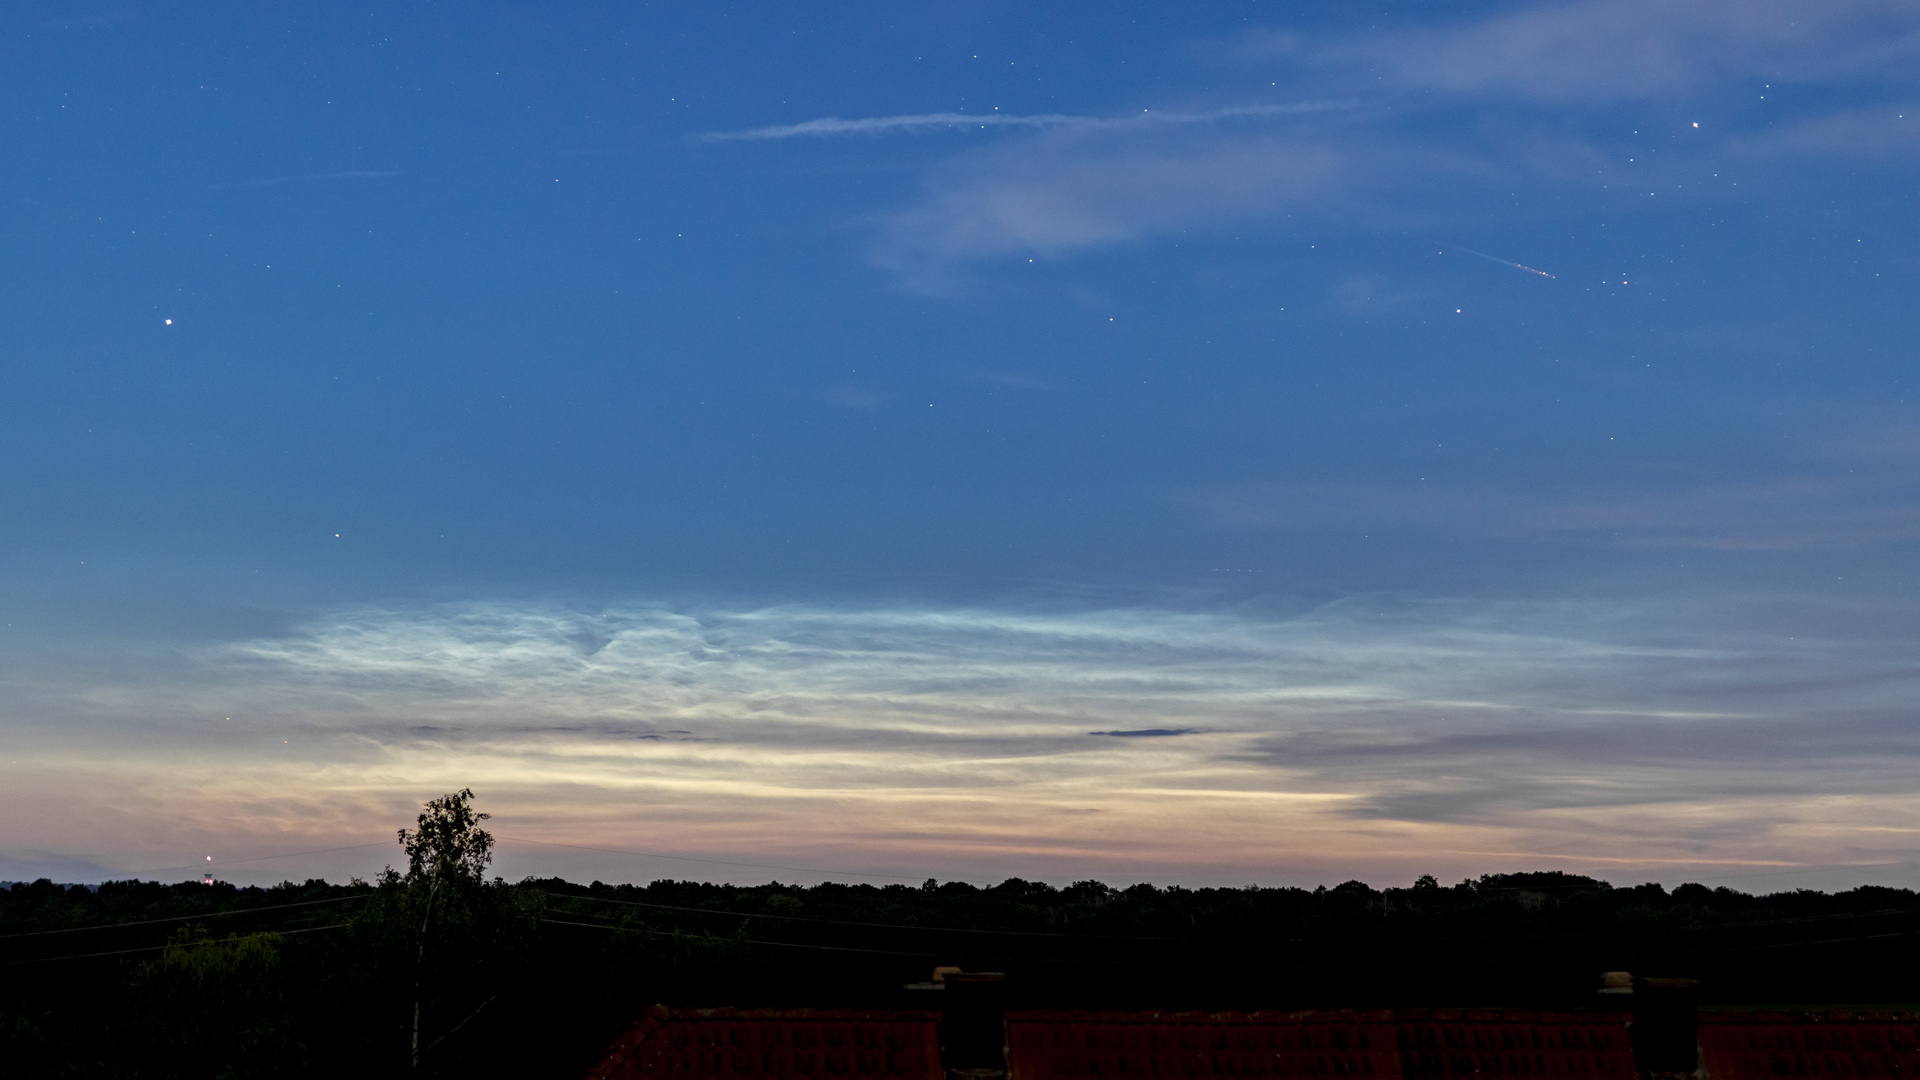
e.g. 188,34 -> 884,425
0,922 -> 350,966
544,889 -> 1920,949
548,890 -> 1257,942
1665,903 -> 1920,933
535,892 -> 1347,951
550,884 -> 1920,937
540,915 -> 1108,966
541,916 -> 939,957
0,891 -> 372,941
540,913 -> 1323,970
542,898 -> 1357,953
1747,927 -> 1920,950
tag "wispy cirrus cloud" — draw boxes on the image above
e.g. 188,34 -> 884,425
862,123 -> 1369,288
833,0 -> 1920,287
1240,0 -> 1920,103
716,102 -> 1377,289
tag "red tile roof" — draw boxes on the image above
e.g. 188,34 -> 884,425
1700,1012 -> 1920,1080
1007,1010 -> 1635,1080
584,1006 -> 944,1080
585,1006 -> 1920,1080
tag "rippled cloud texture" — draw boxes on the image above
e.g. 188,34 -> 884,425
7,596 -> 1918,888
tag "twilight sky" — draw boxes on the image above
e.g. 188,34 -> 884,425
5,0 -> 1920,891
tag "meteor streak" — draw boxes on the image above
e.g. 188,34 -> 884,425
1432,241 -> 1556,279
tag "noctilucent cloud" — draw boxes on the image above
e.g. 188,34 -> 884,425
5,1 -> 1919,891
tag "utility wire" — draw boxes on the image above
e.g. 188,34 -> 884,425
0,922 -> 350,966
541,902 -> 1345,953
0,892 -> 373,941
543,889 -> 1920,944
548,890 -> 1269,942
541,913 -> 1366,970
540,915 -> 1110,966
1656,903 -> 1920,933
1746,927 -> 1920,950
536,896 -> 1399,953
547,899 -> 1920,963
542,916 -> 941,957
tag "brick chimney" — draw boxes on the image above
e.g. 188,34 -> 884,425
937,972 -> 1007,1080
1601,972 -> 1704,1080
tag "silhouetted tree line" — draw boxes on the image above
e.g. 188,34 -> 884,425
6,797 -> 1920,1078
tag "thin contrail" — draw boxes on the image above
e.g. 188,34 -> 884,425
1431,241 -> 1556,279
698,100 -> 1357,142
701,112 -> 1082,141
208,171 -> 400,190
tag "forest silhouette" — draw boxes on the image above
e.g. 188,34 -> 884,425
6,794 -> 1918,1078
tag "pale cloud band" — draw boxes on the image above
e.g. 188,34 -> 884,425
5,594 -> 1919,888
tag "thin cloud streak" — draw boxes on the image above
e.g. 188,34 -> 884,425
698,101 -> 1356,142
212,170 -> 400,189
701,112 -> 1085,141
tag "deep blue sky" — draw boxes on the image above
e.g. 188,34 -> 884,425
5,2 -> 1920,889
